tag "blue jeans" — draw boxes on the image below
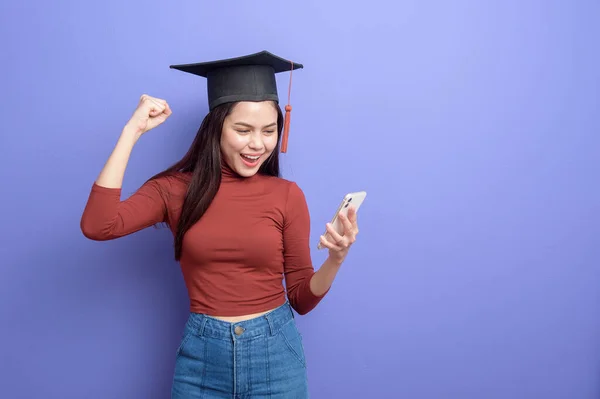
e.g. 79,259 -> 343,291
171,302 -> 309,398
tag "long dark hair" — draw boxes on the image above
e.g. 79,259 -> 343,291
150,101 -> 284,260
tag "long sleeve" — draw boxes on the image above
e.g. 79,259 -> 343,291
282,182 -> 328,315
80,178 -> 169,241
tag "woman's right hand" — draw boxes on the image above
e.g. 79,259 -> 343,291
125,94 -> 172,137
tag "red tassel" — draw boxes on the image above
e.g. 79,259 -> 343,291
281,105 -> 291,153
280,60 -> 294,153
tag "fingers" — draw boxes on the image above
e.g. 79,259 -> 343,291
337,210 -> 359,240
319,234 -> 343,251
347,206 -> 358,224
148,99 -> 166,117
324,223 -> 353,248
321,208 -> 360,254
325,223 -> 344,244
140,94 -> 171,117
338,211 -> 354,236
163,101 -> 172,116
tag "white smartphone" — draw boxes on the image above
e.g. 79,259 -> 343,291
317,191 -> 367,250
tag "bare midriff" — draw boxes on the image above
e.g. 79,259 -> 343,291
209,306 -> 279,323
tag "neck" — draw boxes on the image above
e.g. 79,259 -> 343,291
220,159 -> 245,182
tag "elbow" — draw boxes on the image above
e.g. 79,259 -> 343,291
294,306 -> 311,316
292,302 -> 318,316
80,217 -> 113,241
286,280 -> 327,316
80,224 -> 107,241
288,298 -> 315,316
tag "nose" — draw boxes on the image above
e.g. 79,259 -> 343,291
248,132 -> 264,150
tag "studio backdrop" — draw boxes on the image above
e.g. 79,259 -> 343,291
1,1 -> 599,398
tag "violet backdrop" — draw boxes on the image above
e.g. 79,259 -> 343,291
1,1 -> 599,398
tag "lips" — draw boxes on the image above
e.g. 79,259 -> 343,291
241,154 -> 261,161
239,153 -> 263,167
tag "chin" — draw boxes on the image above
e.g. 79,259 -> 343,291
235,167 -> 260,177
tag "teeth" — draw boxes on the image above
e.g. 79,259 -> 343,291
242,154 -> 260,160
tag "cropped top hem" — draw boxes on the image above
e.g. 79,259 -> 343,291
190,296 -> 289,317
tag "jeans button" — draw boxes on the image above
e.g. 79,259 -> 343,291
234,326 -> 245,336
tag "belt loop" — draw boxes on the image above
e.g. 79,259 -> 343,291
198,316 -> 208,337
284,301 -> 295,319
265,313 -> 276,336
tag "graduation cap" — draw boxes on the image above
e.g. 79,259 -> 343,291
170,50 -> 303,153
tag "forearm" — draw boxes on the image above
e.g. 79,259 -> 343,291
95,126 -> 140,189
309,256 -> 342,297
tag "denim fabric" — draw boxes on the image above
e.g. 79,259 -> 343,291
171,302 -> 309,398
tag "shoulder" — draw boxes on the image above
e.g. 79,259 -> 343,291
144,171 -> 191,201
259,176 -> 309,220
260,175 -> 306,201
148,171 -> 191,187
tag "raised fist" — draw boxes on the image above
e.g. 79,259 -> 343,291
126,94 -> 172,135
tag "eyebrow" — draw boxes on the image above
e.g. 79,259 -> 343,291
233,122 -> 277,129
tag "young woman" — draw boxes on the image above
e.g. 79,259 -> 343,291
80,51 -> 359,398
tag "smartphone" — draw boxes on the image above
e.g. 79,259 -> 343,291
317,191 -> 367,250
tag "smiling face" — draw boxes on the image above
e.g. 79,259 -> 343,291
220,101 -> 279,177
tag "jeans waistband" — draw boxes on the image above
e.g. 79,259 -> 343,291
185,301 -> 295,341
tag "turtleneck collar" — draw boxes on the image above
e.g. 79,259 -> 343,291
220,159 -> 258,183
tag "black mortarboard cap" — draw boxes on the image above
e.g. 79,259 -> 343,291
170,50 -> 303,153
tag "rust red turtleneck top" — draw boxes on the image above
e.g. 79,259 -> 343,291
80,163 -> 327,316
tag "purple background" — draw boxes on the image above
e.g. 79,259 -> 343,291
1,1 -> 599,398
